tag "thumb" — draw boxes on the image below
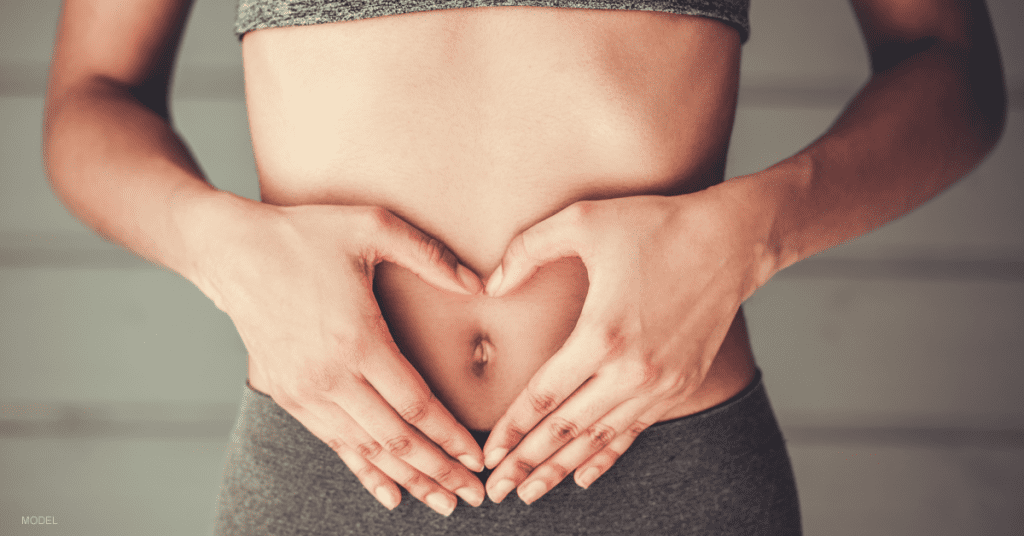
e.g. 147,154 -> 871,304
370,210 -> 482,295
487,206 -> 585,297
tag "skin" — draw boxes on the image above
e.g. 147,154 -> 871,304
240,7 -> 758,512
482,0 -> 1007,504
44,0 -> 1005,519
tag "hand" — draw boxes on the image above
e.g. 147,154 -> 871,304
192,197 -> 487,516
480,185 -> 776,504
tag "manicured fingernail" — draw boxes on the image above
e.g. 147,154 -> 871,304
518,480 -> 547,505
485,265 -> 504,297
456,264 -> 482,294
375,486 -> 399,510
489,479 -> 516,503
425,492 -> 456,517
484,448 -> 507,469
578,467 -> 601,489
455,486 -> 484,507
458,454 -> 484,472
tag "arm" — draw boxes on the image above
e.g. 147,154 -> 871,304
44,0 -> 487,514
733,0 -> 1007,276
44,0 -> 217,281
478,0 -> 1006,504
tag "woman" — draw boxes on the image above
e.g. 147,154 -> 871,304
43,0 -> 1005,533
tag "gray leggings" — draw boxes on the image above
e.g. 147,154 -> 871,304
213,367 -> 801,535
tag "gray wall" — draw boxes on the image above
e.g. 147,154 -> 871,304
2,0 -> 1022,534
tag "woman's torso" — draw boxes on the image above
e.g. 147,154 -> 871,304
241,6 -> 756,430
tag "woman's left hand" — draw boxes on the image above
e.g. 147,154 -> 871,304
480,182 -> 779,504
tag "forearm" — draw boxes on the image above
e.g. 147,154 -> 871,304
726,30 -> 1006,279
43,78 -> 243,283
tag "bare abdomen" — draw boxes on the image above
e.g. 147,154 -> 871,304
241,6 -> 754,429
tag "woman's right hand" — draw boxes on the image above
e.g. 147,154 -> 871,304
187,195 -> 486,515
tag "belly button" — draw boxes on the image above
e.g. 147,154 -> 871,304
471,334 -> 495,377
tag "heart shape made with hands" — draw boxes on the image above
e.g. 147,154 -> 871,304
369,191 -> 759,506
372,254 -> 589,432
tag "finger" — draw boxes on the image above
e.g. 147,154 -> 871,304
481,294 -> 632,470
480,319 -> 609,471
290,405 -> 402,510
334,444 -> 406,510
296,401 -> 471,516
331,377 -> 485,504
486,202 -> 588,297
487,379 -> 649,504
359,343 -> 485,473
574,405 -> 665,489
512,398 -> 652,504
365,207 -> 482,295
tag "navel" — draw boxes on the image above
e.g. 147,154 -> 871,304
471,333 -> 495,377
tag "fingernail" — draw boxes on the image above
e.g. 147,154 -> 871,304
518,480 -> 548,505
456,264 -> 483,294
458,454 -> 484,473
489,479 -> 516,503
375,486 -> 399,510
455,486 -> 484,507
485,265 -> 504,297
578,467 -> 601,489
484,448 -> 507,469
425,492 -> 456,517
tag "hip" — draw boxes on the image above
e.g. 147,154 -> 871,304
216,366 -> 801,535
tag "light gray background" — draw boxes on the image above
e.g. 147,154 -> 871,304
1,0 -> 1022,534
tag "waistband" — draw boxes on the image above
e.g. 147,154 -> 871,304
466,367 -> 764,448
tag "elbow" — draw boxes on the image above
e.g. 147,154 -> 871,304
41,82 -> 79,202
974,67 -> 1007,156
42,66 -> 80,184
962,1 -> 1009,156
42,78 -> 105,194
950,60 -> 1006,171
964,46 -> 1007,161
928,36 -> 1008,163
41,79 -> 93,203
940,17 -> 1008,159
871,15 -> 1009,160
42,87 -> 69,197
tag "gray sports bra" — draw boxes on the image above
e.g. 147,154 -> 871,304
235,0 -> 751,43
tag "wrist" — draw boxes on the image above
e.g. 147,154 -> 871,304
708,158 -> 811,290
171,189 -> 269,300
